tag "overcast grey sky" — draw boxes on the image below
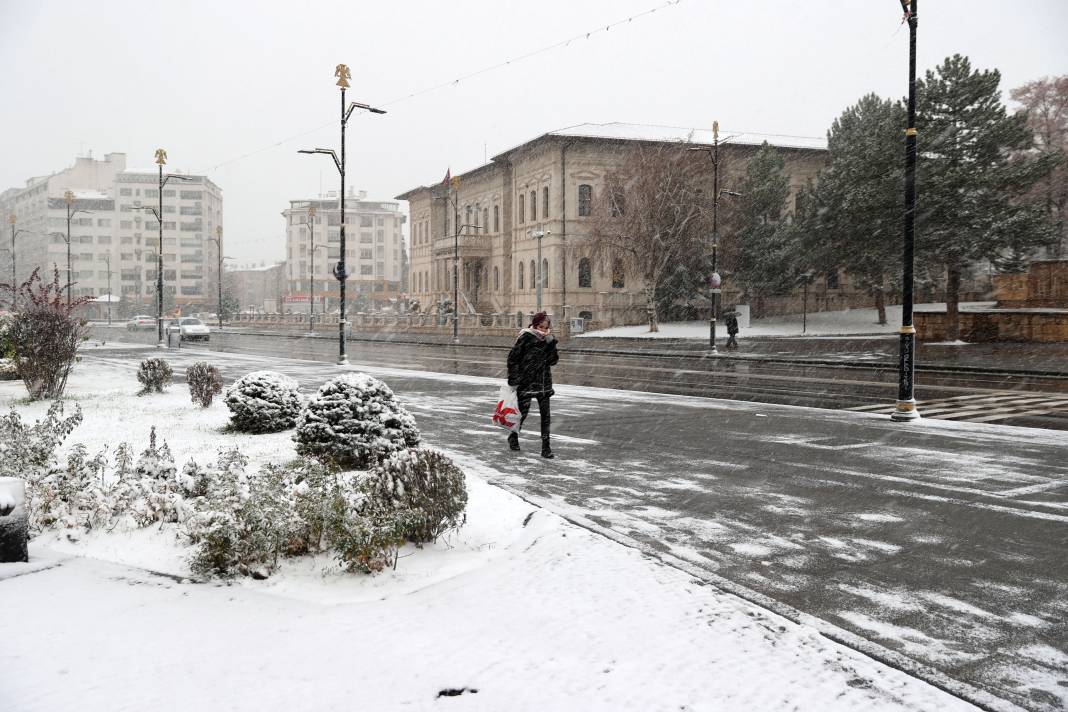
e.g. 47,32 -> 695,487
2,0 -> 1066,264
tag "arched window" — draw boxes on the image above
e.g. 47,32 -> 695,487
465,206 -> 472,227
612,258 -> 625,288
542,258 -> 548,288
578,258 -> 592,288
483,208 -> 489,232
494,205 -> 500,232
530,191 -> 537,222
530,260 -> 536,290
543,186 -> 549,219
518,194 -> 525,223
517,261 -> 524,290
493,266 -> 499,291
578,184 -> 592,216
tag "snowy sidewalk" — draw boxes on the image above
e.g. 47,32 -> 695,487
0,358 -> 987,712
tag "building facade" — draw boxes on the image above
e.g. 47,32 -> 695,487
281,189 -> 406,312
0,152 -> 223,313
397,123 -> 828,327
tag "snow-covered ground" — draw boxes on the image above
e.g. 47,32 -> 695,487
579,303 -> 997,339
0,359 -> 982,711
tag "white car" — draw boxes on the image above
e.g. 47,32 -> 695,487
168,317 -> 211,342
126,314 -> 156,331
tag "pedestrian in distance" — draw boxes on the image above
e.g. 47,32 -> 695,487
725,311 -> 740,350
506,311 -> 559,458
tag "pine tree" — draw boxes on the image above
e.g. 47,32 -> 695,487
917,54 -> 1055,339
722,142 -> 797,307
800,94 -> 905,325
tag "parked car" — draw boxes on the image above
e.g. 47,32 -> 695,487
168,317 -> 211,342
126,315 -> 156,331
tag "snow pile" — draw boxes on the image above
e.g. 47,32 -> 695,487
136,357 -> 172,394
224,370 -> 304,433
295,373 -> 420,468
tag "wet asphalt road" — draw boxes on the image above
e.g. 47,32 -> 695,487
85,335 -> 1068,712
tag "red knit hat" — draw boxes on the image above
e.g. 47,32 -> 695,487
530,312 -> 550,328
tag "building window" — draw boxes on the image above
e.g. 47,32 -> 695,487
543,187 -> 549,219
578,258 -> 592,288
542,258 -> 548,288
612,259 -> 625,288
518,194 -> 524,224
578,184 -> 592,217
826,269 -> 839,290
465,206 -> 472,226
483,208 -> 489,232
494,205 -> 500,232
530,260 -> 536,290
493,266 -> 499,291
517,261 -> 524,290
530,191 -> 536,222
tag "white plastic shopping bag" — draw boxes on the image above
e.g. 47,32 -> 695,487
492,383 -> 522,433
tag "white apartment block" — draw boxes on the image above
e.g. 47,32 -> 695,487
281,189 -> 406,312
0,152 -> 223,311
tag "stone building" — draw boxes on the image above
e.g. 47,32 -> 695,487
397,123 -> 827,327
0,152 -> 223,312
280,190 -> 406,312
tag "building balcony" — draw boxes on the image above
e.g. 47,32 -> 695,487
433,234 -> 492,258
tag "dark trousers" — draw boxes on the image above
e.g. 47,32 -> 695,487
518,393 -> 551,440
726,333 -> 738,349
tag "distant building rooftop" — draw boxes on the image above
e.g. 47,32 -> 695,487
546,122 -> 827,152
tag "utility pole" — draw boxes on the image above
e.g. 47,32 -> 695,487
892,0 -> 921,421
63,190 -> 93,309
436,177 -> 480,344
299,64 -> 385,365
308,205 -> 317,326
140,149 -> 192,347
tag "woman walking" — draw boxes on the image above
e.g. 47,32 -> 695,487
506,311 -> 559,458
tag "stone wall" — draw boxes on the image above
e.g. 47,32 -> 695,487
915,309 -> 1068,342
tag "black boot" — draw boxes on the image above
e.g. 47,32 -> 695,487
541,438 -> 554,459
508,432 -> 520,451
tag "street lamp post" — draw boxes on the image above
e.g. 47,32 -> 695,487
298,63 -> 386,366
63,190 -> 93,309
8,214 -> 28,308
529,230 -> 551,312
306,206 -> 323,328
435,177 -> 480,344
137,149 -> 193,347
690,122 -> 742,353
104,254 -> 112,325
892,0 -> 921,421
207,225 -> 225,329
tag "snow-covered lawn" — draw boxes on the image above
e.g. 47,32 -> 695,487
580,302 -> 997,339
0,358 -> 980,711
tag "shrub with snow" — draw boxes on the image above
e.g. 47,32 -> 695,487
371,448 -> 467,543
186,362 -> 223,408
137,358 -> 173,395
294,373 -> 420,468
224,370 -> 303,433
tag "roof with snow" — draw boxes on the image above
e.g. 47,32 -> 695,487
545,122 -> 827,152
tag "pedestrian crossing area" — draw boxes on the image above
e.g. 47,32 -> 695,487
846,391 -> 1068,423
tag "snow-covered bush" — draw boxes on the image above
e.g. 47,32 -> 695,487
370,448 -> 467,543
0,401 -> 82,481
294,373 -> 420,468
186,362 -> 223,407
0,314 -> 17,381
137,358 -> 173,395
224,370 -> 303,433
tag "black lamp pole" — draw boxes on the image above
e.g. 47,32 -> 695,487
299,64 -> 385,365
892,0 -> 921,421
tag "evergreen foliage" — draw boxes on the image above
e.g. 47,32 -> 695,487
294,373 -> 420,468
370,448 -> 468,543
224,370 -> 304,433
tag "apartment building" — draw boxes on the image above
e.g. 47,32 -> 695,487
281,189 -> 406,312
0,152 -> 223,312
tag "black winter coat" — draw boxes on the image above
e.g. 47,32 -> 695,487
507,330 -> 559,397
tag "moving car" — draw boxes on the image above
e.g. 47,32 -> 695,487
126,315 -> 156,331
168,317 -> 211,342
